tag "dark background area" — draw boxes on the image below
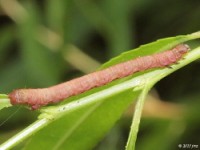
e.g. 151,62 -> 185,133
0,0 -> 200,149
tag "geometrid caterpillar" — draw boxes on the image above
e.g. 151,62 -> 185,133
9,44 -> 190,110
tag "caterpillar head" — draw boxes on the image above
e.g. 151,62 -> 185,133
175,44 -> 190,54
172,44 -> 190,59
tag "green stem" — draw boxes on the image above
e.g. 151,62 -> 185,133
0,119 -> 49,150
126,85 -> 152,150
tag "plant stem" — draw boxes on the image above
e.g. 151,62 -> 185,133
0,118 -> 49,150
126,85 -> 151,150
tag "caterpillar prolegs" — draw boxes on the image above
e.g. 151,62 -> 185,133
9,44 -> 190,110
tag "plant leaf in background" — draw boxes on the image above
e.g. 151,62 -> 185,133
18,3 -> 64,87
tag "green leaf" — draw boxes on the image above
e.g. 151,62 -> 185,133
24,32 -> 200,149
24,90 -> 140,150
2,32 -> 200,150
100,34 -> 189,69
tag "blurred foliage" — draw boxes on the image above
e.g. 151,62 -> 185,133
0,0 -> 200,149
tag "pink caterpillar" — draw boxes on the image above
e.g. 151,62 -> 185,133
9,44 -> 190,110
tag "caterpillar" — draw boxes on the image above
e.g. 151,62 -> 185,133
9,44 -> 190,110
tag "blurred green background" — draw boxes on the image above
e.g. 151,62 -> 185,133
0,0 -> 200,149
